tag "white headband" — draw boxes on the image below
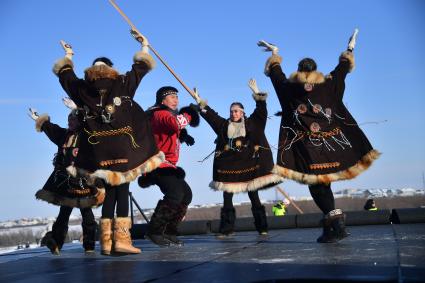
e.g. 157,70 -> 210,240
94,61 -> 107,66
230,106 -> 244,113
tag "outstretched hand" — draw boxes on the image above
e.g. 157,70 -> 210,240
257,40 -> 279,55
60,40 -> 74,59
248,78 -> 260,94
192,87 -> 202,104
62,97 -> 77,110
130,28 -> 149,46
28,108 -> 39,121
347,28 -> 359,51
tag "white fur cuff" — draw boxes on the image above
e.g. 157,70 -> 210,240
52,57 -> 73,76
133,51 -> 156,70
35,114 -> 50,132
340,51 -> 355,72
252,92 -> 268,101
264,54 -> 282,76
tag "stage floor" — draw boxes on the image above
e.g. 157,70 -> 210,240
1,224 -> 424,282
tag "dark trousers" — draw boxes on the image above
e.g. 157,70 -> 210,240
52,205 -> 96,250
155,169 -> 192,206
222,191 -> 262,209
308,183 -> 335,214
102,183 -> 130,218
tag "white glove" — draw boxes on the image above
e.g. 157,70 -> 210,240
248,78 -> 260,94
347,28 -> 359,51
28,108 -> 39,121
62,97 -> 77,110
192,87 -> 202,104
130,29 -> 149,52
60,40 -> 74,60
257,40 -> 279,55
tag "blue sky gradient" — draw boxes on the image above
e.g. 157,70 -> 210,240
0,0 -> 424,220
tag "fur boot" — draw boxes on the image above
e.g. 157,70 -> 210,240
40,231 -> 60,255
113,217 -> 141,254
317,209 -> 349,243
251,205 -> 268,235
217,207 -> 236,238
164,204 -> 187,246
99,218 -> 113,255
146,200 -> 175,247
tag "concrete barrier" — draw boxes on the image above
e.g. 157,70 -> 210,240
391,208 -> 425,224
345,210 -> 391,226
296,213 -> 322,228
267,215 -> 297,229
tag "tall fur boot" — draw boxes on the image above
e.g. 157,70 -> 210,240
146,200 -> 175,247
251,205 -> 268,235
164,204 -> 187,246
42,221 -> 68,255
99,218 -> 113,255
217,207 -> 236,238
40,231 -> 60,255
317,209 -> 349,243
113,217 -> 141,254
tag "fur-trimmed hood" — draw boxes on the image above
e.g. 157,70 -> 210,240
84,64 -> 120,81
288,71 -> 326,84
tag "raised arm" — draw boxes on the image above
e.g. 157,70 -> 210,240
28,108 -> 67,146
247,79 -> 268,129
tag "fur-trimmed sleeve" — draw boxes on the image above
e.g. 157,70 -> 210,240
39,119 -> 68,146
328,51 -> 355,100
123,51 -> 156,98
249,97 -> 268,129
199,105 -> 227,135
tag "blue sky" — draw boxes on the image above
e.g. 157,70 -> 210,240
0,0 -> 424,221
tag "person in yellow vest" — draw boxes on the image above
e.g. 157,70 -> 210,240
272,200 -> 288,216
364,199 -> 378,211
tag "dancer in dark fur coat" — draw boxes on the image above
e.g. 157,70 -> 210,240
192,80 -> 283,237
258,29 -> 380,243
29,104 -> 103,255
52,29 -> 163,255
138,86 -> 199,247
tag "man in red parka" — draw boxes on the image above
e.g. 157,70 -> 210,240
139,86 -> 199,246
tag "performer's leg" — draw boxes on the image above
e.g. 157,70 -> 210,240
218,192 -> 236,237
308,183 -> 335,214
112,183 -> 140,254
163,180 -> 192,246
249,191 -> 268,235
100,184 -> 115,255
80,207 -> 96,253
309,183 -> 349,243
115,183 -> 129,217
52,206 -> 72,250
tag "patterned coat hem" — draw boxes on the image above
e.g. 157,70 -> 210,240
273,149 -> 380,185
35,188 -> 105,208
67,151 -> 165,186
209,173 -> 284,193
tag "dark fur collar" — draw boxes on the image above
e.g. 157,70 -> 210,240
288,71 -> 325,84
84,65 -> 120,81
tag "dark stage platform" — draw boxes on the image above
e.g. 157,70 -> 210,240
1,223 -> 424,283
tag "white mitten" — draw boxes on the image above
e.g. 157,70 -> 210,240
130,29 -> 149,52
28,108 -> 39,121
192,87 -> 207,109
248,78 -> 260,94
60,40 -> 74,60
347,28 -> 359,51
257,40 -> 279,55
62,97 -> 77,110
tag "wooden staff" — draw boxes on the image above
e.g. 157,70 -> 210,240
276,186 -> 304,214
108,0 -> 197,99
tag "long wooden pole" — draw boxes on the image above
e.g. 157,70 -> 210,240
276,186 -> 304,214
108,0 -> 196,99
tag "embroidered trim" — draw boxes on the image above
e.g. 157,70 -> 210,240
84,126 -> 140,148
217,165 -> 260,175
99,159 -> 129,167
309,162 -> 340,170
297,127 -> 341,139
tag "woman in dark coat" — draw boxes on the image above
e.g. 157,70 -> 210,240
259,30 -> 380,243
52,30 -> 163,255
193,80 -> 283,237
29,106 -> 103,254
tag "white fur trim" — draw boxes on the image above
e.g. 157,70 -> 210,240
67,151 -> 165,186
52,57 -> 73,76
209,173 -> 284,193
264,54 -> 282,76
252,92 -> 268,101
340,51 -> 355,72
35,114 -> 49,132
273,149 -> 381,184
133,51 -> 156,70
227,120 -> 246,138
